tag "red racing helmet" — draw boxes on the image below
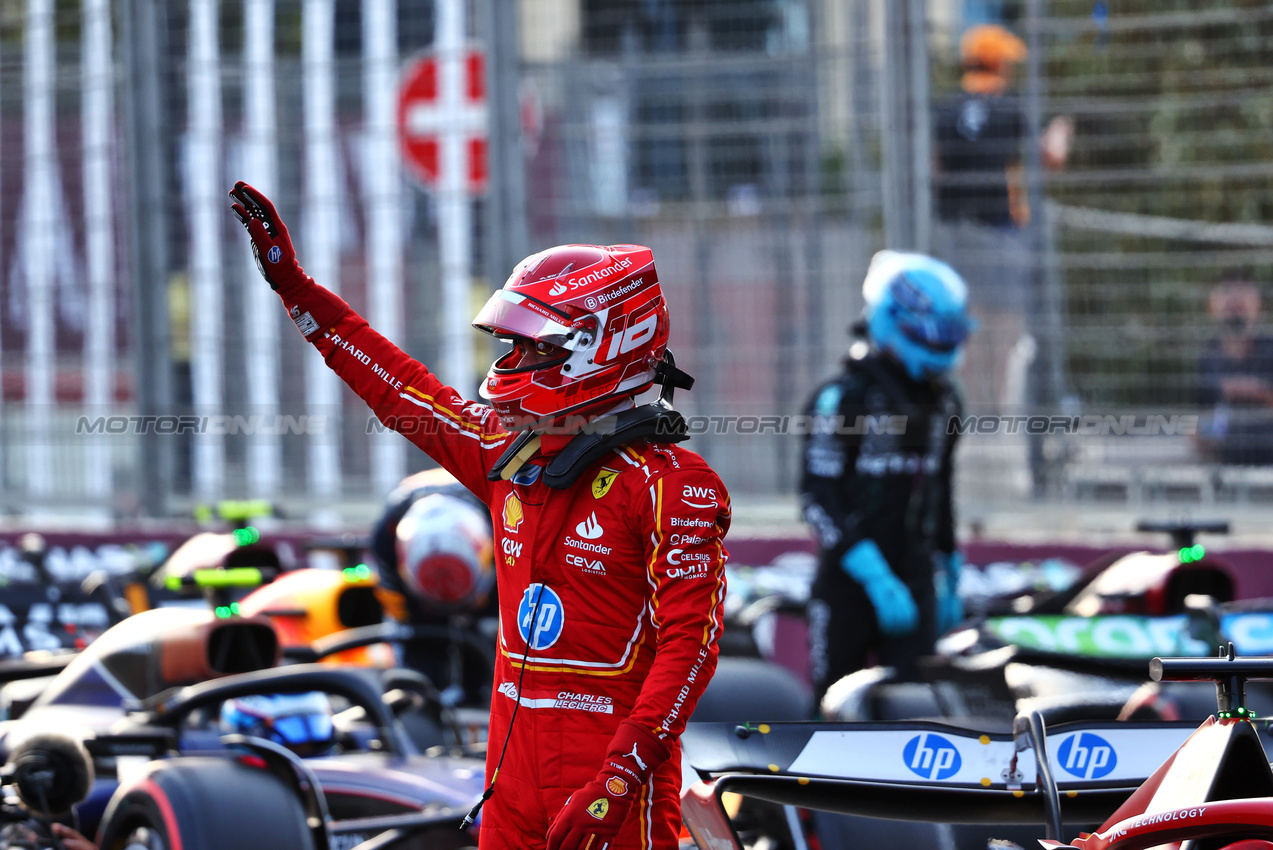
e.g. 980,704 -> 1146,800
472,244 -> 670,430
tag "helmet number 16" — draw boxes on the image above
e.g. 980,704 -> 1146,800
605,313 -> 658,361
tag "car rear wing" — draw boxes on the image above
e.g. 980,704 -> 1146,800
680,718 -> 1200,849
685,718 -> 1197,791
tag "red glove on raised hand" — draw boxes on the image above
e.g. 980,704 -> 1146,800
229,180 -> 345,340
546,721 -> 671,850
228,180 -> 307,293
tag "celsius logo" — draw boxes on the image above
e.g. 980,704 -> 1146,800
575,512 -> 604,539
1057,733 -> 1116,780
267,245 -> 282,263
902,733 -> 961,780
518,584 -> 564,650
549,282 -> 568,297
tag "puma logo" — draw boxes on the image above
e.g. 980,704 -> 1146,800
626,743 -> 647,771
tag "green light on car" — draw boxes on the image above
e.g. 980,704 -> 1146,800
233,526 -> 261,546
214,602 -> 241,619
193,567 -> 263,588
1179,544 -> 1205,563
343,564 -> 372,582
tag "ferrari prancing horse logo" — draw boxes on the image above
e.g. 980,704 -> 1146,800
592,468 -> 619,499
587,798 -> 609,819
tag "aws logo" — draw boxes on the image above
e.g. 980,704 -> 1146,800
681,485 -> 717,509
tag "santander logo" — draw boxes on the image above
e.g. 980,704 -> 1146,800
549,282 -> 568,297
575,512 -> 604,539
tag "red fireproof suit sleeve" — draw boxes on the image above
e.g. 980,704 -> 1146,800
628,461 -> 731,741
276,280 -> 506,503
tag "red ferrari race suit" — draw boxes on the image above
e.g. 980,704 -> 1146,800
274,282 -> 730,848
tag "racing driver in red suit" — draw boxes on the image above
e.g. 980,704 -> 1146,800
230,182 -> 730,850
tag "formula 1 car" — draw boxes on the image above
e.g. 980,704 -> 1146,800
0,606 -> 486,849
823,520 -> 1273,727
680,645 -> 1273,850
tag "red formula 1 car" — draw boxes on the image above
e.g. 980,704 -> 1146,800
680,646 -> 1273,850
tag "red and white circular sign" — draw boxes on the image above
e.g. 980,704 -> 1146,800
397,48 -> 488,194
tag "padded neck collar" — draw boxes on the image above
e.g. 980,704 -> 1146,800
487,404 -> 690,488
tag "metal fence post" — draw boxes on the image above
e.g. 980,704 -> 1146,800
1023,0 -> 1068,496
878,0 -> 930,252
121,0 -> 173,516
482,0 -> 529,285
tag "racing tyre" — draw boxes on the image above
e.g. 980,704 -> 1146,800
98,757 -> 315,850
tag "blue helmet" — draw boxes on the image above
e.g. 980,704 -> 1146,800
220,691 -> 335,757
862,251 -> 975,381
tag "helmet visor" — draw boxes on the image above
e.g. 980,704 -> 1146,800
890,272 -> 972,352
472,290 -> 575,346
897,312 -> 972,352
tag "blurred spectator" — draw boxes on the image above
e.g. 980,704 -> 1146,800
1198,280 -> 1273,465
931,24 -> 1072,411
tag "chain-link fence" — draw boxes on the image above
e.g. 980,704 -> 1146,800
1,0 -> 1272,523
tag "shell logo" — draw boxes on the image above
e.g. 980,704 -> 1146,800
606,776 -> 628,797
503,492 -> 524,533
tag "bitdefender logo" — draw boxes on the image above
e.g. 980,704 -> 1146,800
575,512 -> 604,539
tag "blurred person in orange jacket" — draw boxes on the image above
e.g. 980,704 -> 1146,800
932,23 -> 1071,423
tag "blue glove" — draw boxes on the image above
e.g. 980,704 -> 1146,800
933,550 -> 964,634
841,540 -> 919,636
